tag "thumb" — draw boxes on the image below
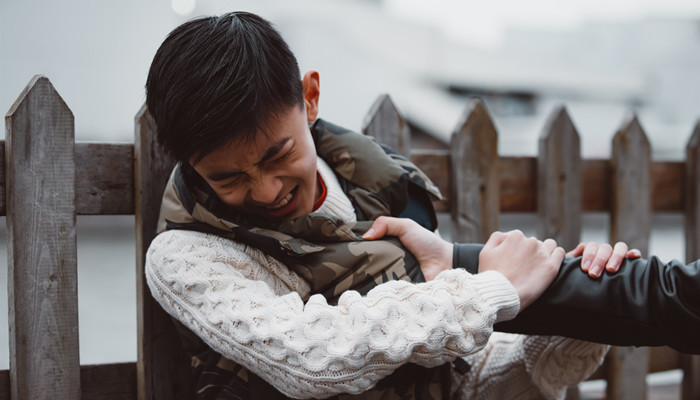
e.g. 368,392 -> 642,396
363,216 -> 409,240
566,242 -> 585,258
626,249 -> 642,259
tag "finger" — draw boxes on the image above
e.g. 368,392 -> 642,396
589,244 -> 613,278
566,242 -> 585,258
542,238 -> 558,254
581,242 -> 598,272
363,216 -> 409,240
626,249 -> 642,259
605,242 -> 628,273
553,246 -> 566,267
484,230 -> 508,250
500,230 -> 527,248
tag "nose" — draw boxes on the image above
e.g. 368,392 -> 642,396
247,172 -> 283,205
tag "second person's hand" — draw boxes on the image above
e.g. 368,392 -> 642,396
478,230 -> 565,312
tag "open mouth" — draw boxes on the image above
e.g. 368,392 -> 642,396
264,186 -> 299,219
266,190 -> 294,210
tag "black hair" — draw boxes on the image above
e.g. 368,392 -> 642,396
146,12 -> 303,163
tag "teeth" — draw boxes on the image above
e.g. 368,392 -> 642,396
266,191 -> 293,210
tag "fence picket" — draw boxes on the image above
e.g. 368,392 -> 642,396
537,106 -> 582,250
362,94 -> 411,156
449,99 -> 499,243
134,104 -> 192,399
607,114 -> 651,400
5,75 -> 80,399
682,121 -> 700,400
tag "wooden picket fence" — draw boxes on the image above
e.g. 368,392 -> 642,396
2,75 -> 699,399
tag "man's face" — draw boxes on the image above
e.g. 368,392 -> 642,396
190,105 -> 319,222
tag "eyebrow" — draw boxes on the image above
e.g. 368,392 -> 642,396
206,137 -> 292,182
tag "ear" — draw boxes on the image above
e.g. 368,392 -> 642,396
301,70 -> 320,122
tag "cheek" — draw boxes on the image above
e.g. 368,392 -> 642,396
214,188 -> 246,207
298,154 -> 317,183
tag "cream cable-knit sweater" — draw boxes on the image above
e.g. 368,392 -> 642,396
145,157 -> 608,399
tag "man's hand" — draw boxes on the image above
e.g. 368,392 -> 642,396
363,216 -> 453,281
566,242 -> 642,278
479,230 -> 566,312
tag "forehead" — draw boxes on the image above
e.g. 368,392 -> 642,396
193,106 -> 307,169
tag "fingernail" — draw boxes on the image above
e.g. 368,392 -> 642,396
590,265 -> 602,278
362,228 -> 375,239
582,260 -> 591,270
631,250 -> 641,257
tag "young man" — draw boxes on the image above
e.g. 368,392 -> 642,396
144,12 -> 635,399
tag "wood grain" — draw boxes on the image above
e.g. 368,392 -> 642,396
607,114 -> 651,400
134,104 -> 193,400
5,75 -> 81,399
449,99 -> 500,242
0,145 -> 688,216
0,363 -> 137,400
537,106 -> 582,250
362,94 -> 412,157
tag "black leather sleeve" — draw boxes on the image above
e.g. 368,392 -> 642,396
452,243 -> 700,354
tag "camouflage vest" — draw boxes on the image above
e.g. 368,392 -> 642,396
158,119 -> 450,399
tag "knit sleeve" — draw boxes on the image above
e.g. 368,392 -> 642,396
145,229 -> 520,399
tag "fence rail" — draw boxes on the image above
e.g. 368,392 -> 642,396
3,75 -> 699,399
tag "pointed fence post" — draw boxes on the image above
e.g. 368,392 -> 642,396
5,75 -> 80,399
682,121 -> 700,400
537,106 -> 582,250
450,99 -> 499,243
362,94 -> 412,157
134,104 -> 192,399
607,114 -> 651,400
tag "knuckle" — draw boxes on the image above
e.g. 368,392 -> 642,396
511,229 -> 524,238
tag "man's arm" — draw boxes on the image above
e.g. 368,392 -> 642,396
145,229 -> 521,399
364,216 -> 566,312
452,243 -> 700,353
367,216 -> 700,354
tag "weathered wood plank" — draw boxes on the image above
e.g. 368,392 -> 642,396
408,154 -> 684,213
588,346 -> 682,381
134,104 -> 192,400
362,94 -> 412,157
0,362 -> 136,400
449,99 -> 500,242
0,370 -> 7,400
500,157 -> 537,212
537,107 -> 583,400
0,141 -> 133,215
411,150 -> 450,212
607,114 -> 651,400
682,121 -> 700,400
537,106 -> 582,250
5,75 -> 81,399
75,142 -> 135,215
81,362 -> 137,400
0,144 -> 687,216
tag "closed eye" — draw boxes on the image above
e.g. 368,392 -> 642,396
266,150 -> 292,166
220,174 -> 245,189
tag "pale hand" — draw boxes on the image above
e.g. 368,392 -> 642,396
566,242 -> 642,278
363,216 -> 453,282
479,230 -> 565,312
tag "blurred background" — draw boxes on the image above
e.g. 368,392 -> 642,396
1,0 -> 700,395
